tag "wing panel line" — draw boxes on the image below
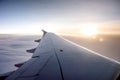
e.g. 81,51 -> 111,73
49,34 -> 64,80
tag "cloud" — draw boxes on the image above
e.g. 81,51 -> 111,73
0,34 -> 38,74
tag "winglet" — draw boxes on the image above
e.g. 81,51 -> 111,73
42,29 -> 47,36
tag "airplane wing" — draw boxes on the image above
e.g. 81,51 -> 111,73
0,31 -> 120,80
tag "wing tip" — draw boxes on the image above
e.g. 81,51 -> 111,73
41,29 -> 47,36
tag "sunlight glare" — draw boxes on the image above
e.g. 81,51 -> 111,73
80,23 -> 98,37
99,38 -> 104,42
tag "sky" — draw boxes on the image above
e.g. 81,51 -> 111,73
0,0 -> 120,35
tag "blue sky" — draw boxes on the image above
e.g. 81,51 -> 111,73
0,0 -> 120,35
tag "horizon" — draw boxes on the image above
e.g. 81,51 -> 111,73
0,0 -> 120,36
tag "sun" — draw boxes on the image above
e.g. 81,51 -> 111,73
80,23 -> 98,37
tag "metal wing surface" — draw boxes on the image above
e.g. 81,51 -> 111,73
2,32 -> 120,80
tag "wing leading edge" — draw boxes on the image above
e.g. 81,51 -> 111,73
1,32 -> 120,80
